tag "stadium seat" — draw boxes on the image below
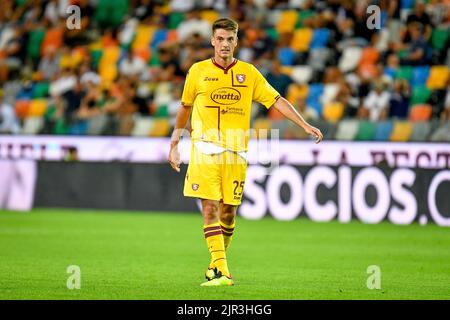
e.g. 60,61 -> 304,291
149,118 -> 170,137
395,66 -> 413,81
290,28 -> 313,52
384,67 -> 397,80
338,47 -> 362,72
358,63 -> 378,79
265,28 -> 279,42
133,47 -> 151,63
32,82 -> 49,98
409,104 -> 432,121
290,66 -> 313,84
168,12 -> 185,30
22,116 -> 44,135
335,119 -> 359,140
358,47 -> 379,66
400,0 -> 415,9
28,99 -> 48,117
131,116 -> 153,136
355,121 -> 377,141
69,121 -> 88,135
276,10 -> 298,34
151,29 -> 168,49
410,122 -> 431,141
430,122 -> 450,142
278,47 -> 296,66
295,10 -> 315,28
307,48 -> 331,71
430,28 -> 449,51
26,28 -> 45,61
200,10 -> 220,25
15,100 -> 31,119
320,84 -> 339,105
307,83 -> 324,101
310,29 -> 330,49
286,84 -> 308,104
307,99 -> 323,116
426,65 -> 449,90
40,27 -> 63,56
390,121 -> 413,142
410,86 -> 431,105
322,102 -> 344,123
374,121 -> 394,141
132,25 -> 155,50
411,66 -> 430,87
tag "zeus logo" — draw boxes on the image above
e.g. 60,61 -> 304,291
204,77 -> 218,81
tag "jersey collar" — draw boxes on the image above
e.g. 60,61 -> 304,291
211,58 -> 238,74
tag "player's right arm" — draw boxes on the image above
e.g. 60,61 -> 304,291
168,104 -> 192,172
168,64 -> 197,172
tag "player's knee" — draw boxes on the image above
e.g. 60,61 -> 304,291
220,208 -> 236,225
202,201 -> 219,221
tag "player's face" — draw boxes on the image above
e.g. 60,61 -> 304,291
211,29 -> 238,61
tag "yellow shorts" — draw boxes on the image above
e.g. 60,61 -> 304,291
183,145 -> 248,205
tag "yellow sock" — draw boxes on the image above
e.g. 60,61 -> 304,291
220,220 -> 235,250
204,223 -> 230,277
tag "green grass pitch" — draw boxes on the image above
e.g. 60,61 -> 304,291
0,208 -> 449,300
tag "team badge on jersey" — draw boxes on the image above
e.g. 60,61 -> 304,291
192,183 -> 199,191
236,74 -> 246,83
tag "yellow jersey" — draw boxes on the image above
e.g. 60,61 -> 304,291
181,58 -> 280,152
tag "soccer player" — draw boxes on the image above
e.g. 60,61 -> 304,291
168,18 -> 323,287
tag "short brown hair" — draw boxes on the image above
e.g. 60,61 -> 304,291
212,18 -> 238,34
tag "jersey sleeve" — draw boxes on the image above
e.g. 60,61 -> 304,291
252,65 -> 280,109
181,64 -> 197,106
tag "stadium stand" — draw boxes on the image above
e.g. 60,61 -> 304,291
0,0 -> 448,141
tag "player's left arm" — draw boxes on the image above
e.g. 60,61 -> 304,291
272,97 -> 323,143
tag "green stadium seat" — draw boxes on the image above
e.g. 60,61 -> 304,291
265,28 -> 279,42
295,10 -> 314,28
168,12 -> 185,29
32,82 -> 49,98
430,28 -> 449,51
395,66 -> 413,81
27,28 -> 45,61
410,86 -> 431,105
355,121 -> 376,141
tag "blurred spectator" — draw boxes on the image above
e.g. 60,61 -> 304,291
389,79 -> 410,119
360,80 -> 390,121
38,46 -> 60,80
176,10 -> 211,42
118,49 -> 147,79
399,22 -> 432,66
406,1 -> 432,39
266,60 -> 293,98
336,78 -> 360,117
0,90 -> 19,134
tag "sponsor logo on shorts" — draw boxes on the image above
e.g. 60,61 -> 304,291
192,183 -> 199,191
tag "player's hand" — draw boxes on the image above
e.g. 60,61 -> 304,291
168,146 -> 181,172
304,124 -> 323,143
